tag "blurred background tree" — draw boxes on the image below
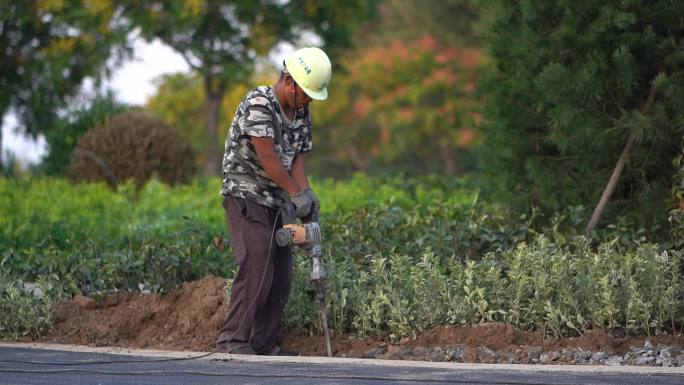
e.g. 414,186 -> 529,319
307,0 -> 488,177
478,0 -> 684,232
123,0 -> 375,175
310,37 -> 484,177
366,0 -> 485,47
145,67 -> 276,172
4,0 -> 684,236
0,0 -> 131,169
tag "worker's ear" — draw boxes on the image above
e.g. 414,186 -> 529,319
285,75 -> 296,94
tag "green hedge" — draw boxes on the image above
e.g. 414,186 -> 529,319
288,236 -> 681,340
2,176 -> 681,339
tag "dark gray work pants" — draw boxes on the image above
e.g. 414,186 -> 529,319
216,195 -> 292,354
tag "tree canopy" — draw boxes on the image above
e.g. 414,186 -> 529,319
367,0 -> 486,47
145,69 -> 276,171
124,0 -> 376,175
0,0 -> 130,166
310,36 -> 484,177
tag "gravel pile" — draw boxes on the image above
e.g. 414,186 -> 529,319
361,340 -> 684,367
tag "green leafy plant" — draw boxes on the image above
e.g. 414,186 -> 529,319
0,269 -> 62,339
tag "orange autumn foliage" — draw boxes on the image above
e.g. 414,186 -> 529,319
311,36 -> 485,175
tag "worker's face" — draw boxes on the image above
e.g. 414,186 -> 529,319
291,81 -> 312,109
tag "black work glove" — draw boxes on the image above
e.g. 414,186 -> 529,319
289,190 -> 313,218
304,188 -> 320,215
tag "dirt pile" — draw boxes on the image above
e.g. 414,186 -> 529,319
50,275 -> 227,351
45,275 -> 684,363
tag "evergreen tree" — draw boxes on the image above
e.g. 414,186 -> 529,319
478,0 -> 684,233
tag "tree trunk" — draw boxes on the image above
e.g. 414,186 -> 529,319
346,143 -> 369,172
584,131 -> 636,235
585,87 -> 657,235
441,141 -> 456,175
203,79 -> 225,176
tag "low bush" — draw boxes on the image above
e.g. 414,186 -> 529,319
287,236 -> 682,339
0,270 -> 61,339
68,111 -> 196,189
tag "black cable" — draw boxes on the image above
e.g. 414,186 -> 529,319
0,352 -> 217,366
0,368 -> 564,385
1,206 -> 282,367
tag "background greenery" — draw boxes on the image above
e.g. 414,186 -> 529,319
2,0 -> 684,340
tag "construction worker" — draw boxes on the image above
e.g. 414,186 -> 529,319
216,47 -> 331,355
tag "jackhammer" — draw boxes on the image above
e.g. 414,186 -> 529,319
275,204 -> 332,357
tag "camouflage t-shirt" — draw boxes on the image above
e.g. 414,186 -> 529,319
220,86 -> 313,209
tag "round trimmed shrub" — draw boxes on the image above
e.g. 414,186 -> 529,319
68,111 -> 196,189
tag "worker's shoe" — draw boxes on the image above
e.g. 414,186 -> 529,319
261,345 -> 299,356
217,344 -> 257,355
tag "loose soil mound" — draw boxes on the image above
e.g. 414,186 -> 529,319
45,275 -> 684,362
50,275 -> 227,351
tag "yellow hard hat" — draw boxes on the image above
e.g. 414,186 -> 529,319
284,47 -> 331,101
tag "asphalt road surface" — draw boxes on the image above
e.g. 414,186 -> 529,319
1,343 -> 683,385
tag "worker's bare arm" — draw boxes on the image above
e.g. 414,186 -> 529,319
251,136 -> 301,195
291,154 -> 310,190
